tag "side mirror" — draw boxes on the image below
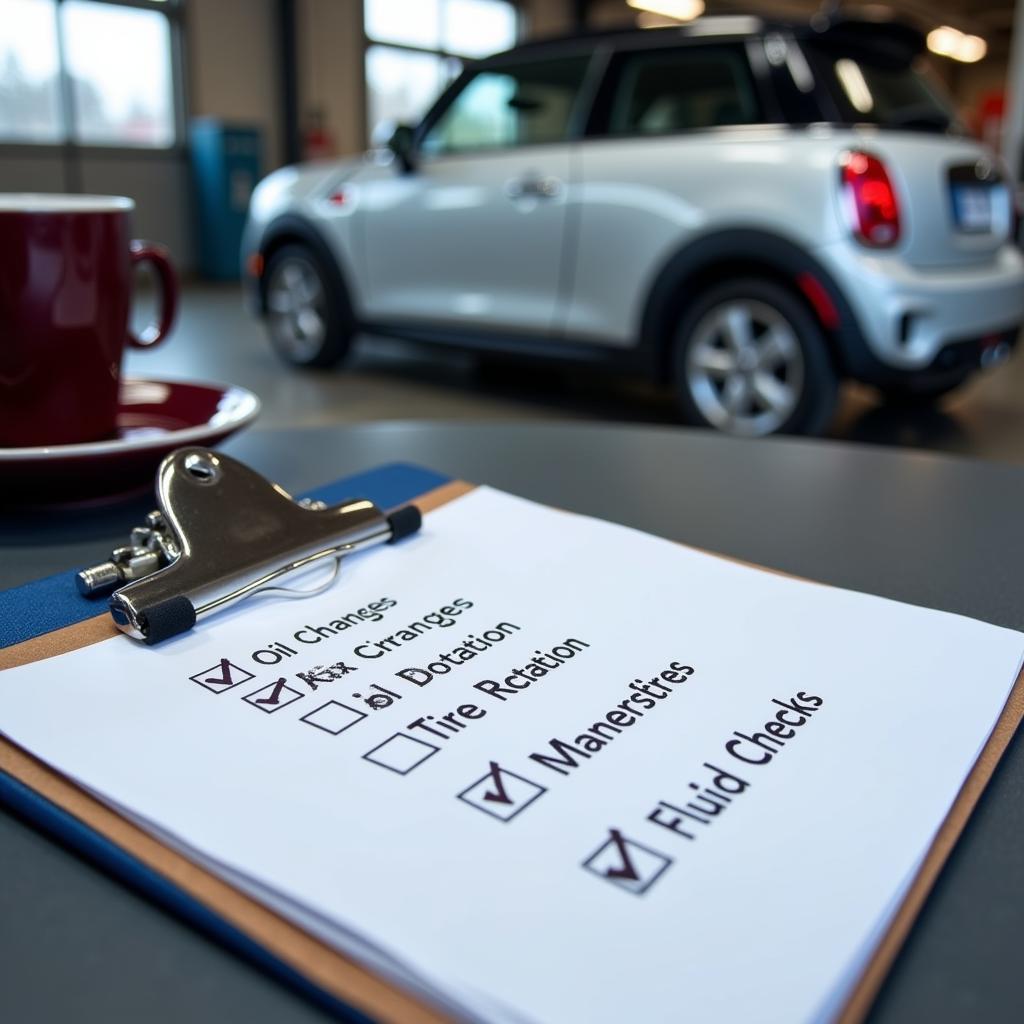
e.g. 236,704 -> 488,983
387,124 -> 417,173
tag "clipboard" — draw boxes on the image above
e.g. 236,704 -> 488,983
1,458 -> 1022,1024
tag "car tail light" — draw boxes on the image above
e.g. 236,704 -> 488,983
840,151 -> 901,247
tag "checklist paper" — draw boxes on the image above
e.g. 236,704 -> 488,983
2,485 -> 1023,1024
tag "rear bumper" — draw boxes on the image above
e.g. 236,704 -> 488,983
813,241 -> 1024,380
894,327 -> 1019,394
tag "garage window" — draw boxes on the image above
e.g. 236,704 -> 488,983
364,0 -> 518,137
0,0 -> 179,148
0,0 -> 63,142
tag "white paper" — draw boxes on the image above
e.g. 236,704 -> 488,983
2,486 -> 1021,1024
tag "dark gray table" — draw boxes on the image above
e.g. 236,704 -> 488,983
2,423 -> 1023,1023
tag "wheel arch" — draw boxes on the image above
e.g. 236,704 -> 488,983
638,229 -> 869,382
256,214 -> 357,321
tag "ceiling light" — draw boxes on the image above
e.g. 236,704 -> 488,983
627,0 -> 706,23
927,26 -> 988,63
957,34 -> 987,63
926,26 -> 961,58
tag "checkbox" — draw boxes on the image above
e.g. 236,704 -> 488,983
189,658 -> 254,694
243,678 -> 304,714
457,762 -> 546,822
582,829 -> 673,896
362,733 -> 439,775
300,701 -> 367,735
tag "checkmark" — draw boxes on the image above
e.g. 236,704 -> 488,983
603,829 -> 640,881
204,659 -> 235,686
582,829 -> 673,895
190,658 -> 254,694
457,763 -> 547,822
255,678 -> 288,706
481,761 -> 513,804
243,679 -> 304,714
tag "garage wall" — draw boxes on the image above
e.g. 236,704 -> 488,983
0,0 -> 571,269
82,152 -> 193,265
0,146 -> 193,268
187,0 -> 284,171
0,152 -> 67,192
296,0 -> 364,158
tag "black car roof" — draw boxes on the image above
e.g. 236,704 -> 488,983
479,14 -> 926,65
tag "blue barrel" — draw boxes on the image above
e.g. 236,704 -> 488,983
190,119 -> 262,280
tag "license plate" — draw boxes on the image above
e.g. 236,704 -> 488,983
952,185 -> 992,232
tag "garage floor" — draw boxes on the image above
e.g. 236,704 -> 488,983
127,284 -> 1024,463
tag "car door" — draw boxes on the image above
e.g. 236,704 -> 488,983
359,54 -> 592,335
563,42 -> 769,345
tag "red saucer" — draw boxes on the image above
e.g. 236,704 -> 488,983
0,378 -> 260,507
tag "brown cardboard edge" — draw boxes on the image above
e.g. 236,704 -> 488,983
0,479 -> 475,673
2,474 -> 1021,1022
0,739 -> 450,1024
836,666 -> 1024,1023
0,613 -> 119,670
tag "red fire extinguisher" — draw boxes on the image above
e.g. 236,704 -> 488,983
303,108 -> 336,161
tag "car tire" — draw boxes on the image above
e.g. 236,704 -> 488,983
672,278 -> 838,437
263,243 -> 353,368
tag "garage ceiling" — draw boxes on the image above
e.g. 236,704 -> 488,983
590,1 -> 1016,57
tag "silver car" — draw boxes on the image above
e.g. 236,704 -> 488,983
242,14 -> 1024,437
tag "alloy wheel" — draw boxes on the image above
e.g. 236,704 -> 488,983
266,256 -> 328,363
685,298 -> 805,436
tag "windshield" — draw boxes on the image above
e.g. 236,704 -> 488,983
803,44 -> 957,133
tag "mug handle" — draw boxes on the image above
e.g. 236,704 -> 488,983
127,240 -> 179,348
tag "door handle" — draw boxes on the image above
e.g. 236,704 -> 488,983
505,175 -> 562,201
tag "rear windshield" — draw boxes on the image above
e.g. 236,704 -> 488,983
802,43 -> 957,133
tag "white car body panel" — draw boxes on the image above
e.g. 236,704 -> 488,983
565,125 -> 845,344
354,146 -> 573,333
815,242 -> 1024,368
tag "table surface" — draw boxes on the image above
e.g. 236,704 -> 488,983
2,422 -> 1023,1024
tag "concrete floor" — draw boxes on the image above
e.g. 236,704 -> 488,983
127,283 -> 1024,462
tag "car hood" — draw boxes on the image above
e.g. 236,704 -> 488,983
248,154 -> 374,222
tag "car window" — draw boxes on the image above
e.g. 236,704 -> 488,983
601,46 -> 761,136
420,56 -> 591,155
802,43 -> 956,133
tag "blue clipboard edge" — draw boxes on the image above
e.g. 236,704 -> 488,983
0,462 -> 454,1023
0,462 -> 452,650
0,767 -> 373,1024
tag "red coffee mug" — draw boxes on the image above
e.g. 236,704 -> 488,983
0,194 -> 178,447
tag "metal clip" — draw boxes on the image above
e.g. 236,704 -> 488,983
77,511 -> 181,594
77,447 -> 422,645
